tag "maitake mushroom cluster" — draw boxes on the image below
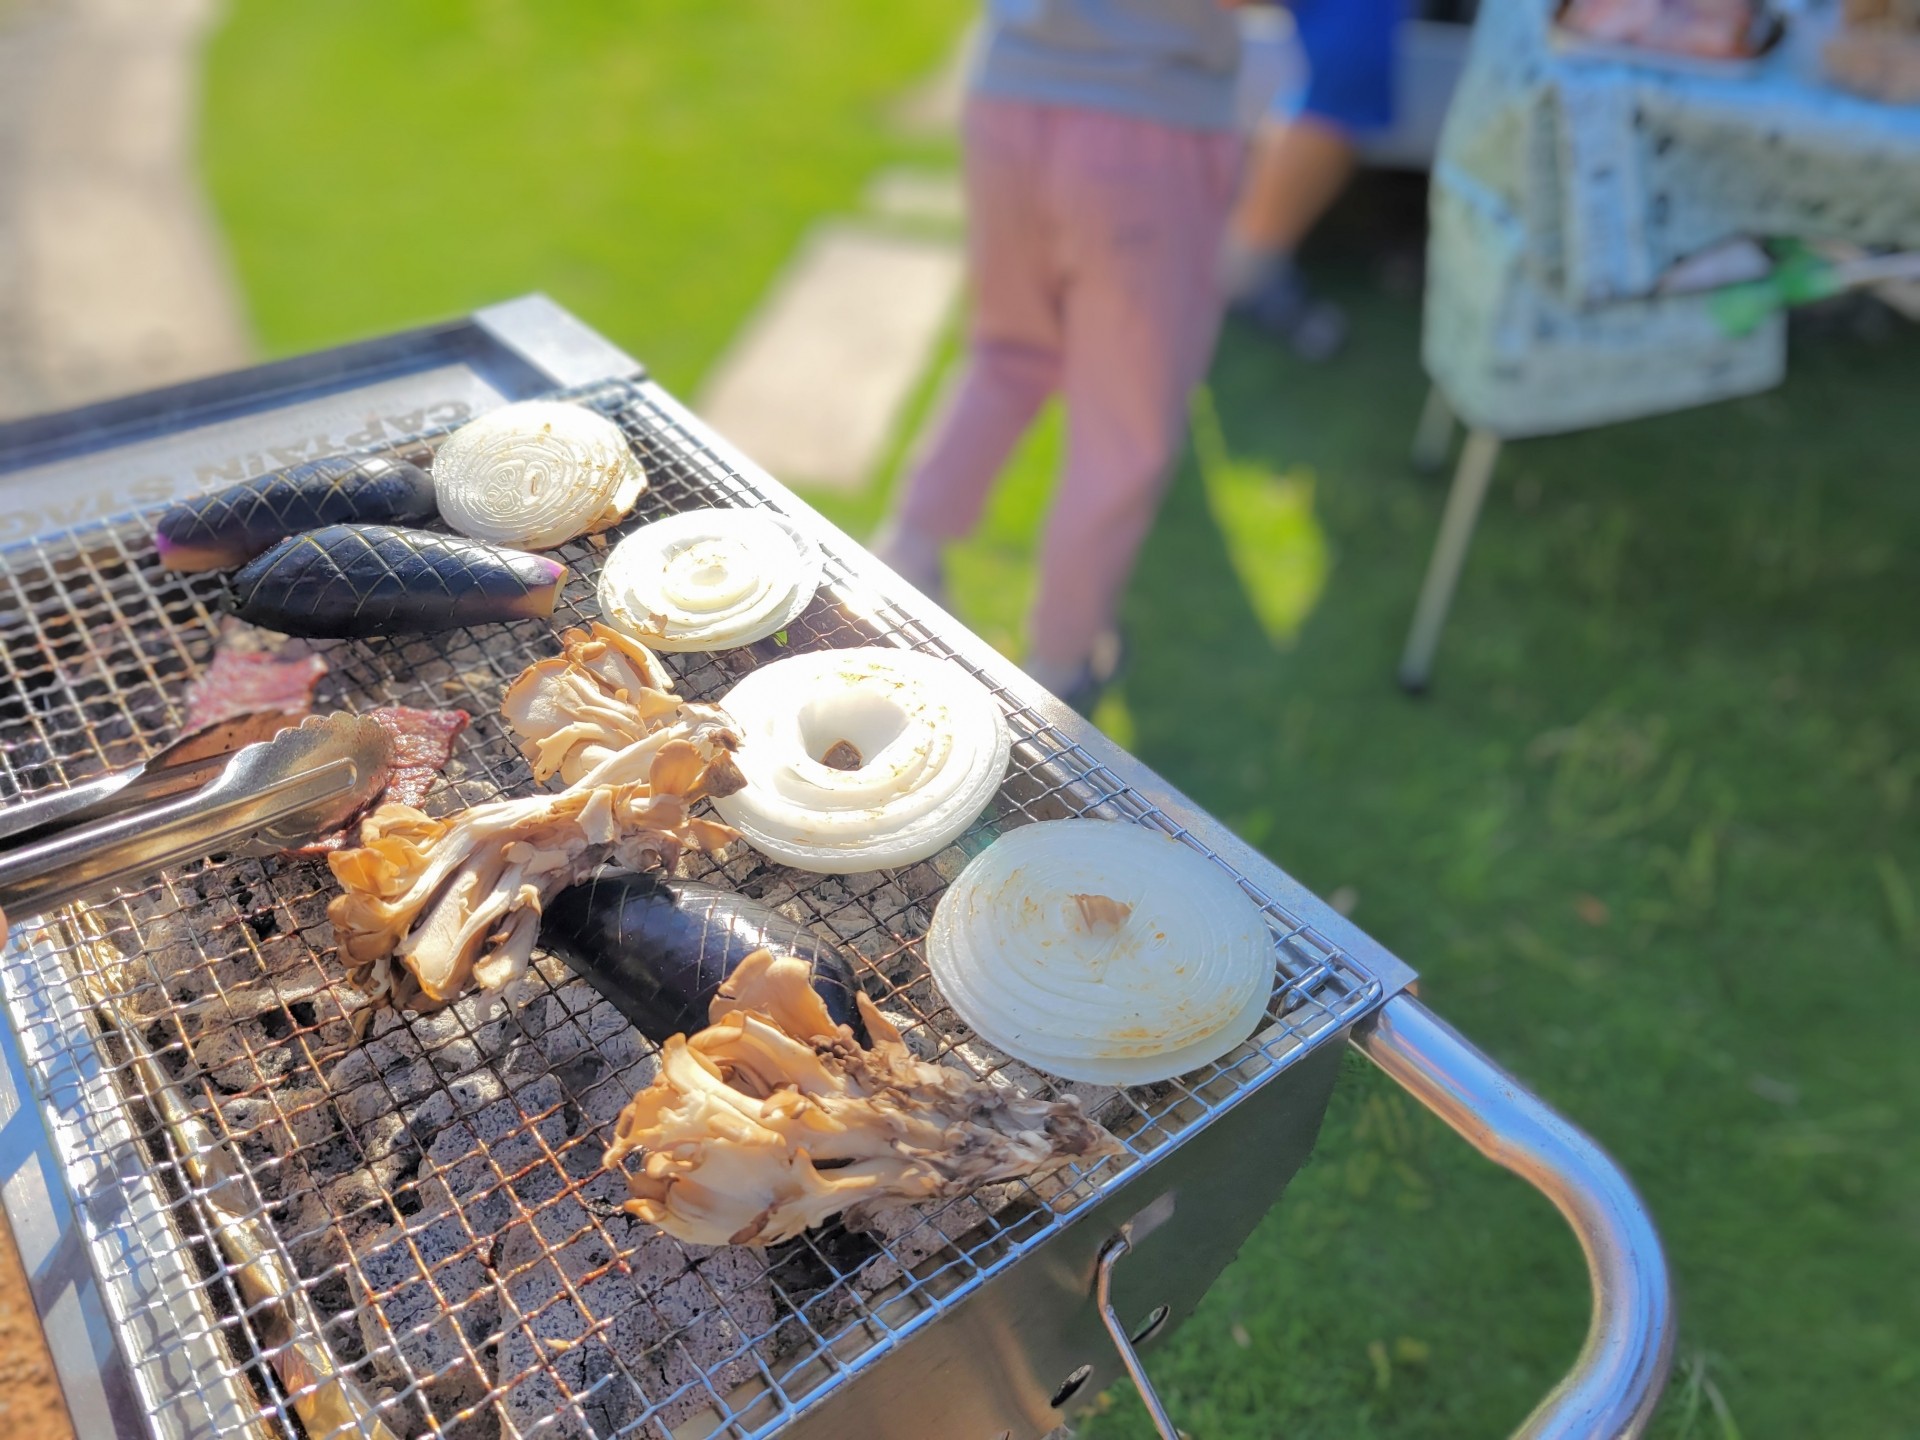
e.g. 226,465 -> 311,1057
605,950 -> 1121,1247
328,625 -> 744,1010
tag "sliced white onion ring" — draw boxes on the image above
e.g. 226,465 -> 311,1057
927,820 -> 1276,1086
433,401 -> 646,550
713,647 -> 1010,873
597,507 -> 821,652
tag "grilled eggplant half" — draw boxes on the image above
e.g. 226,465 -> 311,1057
542,869 -> 868,1044
230,524 -> 565,638
156,456 -> 438,571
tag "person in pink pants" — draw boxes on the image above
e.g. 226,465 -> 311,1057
873,2 -> 1248,711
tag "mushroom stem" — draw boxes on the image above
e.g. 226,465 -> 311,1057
604,952 -> 1121,1247
328,628 -> 744,1010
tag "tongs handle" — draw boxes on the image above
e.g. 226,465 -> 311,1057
0,771 -> 137,846
0,756 -> 230,849
0,711 -> 296,849
0,758 -> 358,916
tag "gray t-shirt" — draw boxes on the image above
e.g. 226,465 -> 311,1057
972,0 -> 1244,133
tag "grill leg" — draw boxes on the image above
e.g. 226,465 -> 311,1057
1095,1234 -> 1181,1440
1397,427 -> 1501,694
1409,383 -> 1456,475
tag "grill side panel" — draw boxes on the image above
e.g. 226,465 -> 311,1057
774,1038 -> 1346,1440
0,371 -> 1388,1440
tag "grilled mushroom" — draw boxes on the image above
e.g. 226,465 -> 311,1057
604,951 -> 1120,1247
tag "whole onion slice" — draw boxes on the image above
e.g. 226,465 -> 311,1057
432,401 -> 646,550
926,820 -> 1276,1086
597,508 -> 821,652
712,647 -> 1010,873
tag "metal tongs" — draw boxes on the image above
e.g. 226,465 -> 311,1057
0,711 -> 393,916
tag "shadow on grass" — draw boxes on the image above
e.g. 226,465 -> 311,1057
1080,295 -> 1920,1439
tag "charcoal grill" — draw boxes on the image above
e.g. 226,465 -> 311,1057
0,297 -> 1673,1440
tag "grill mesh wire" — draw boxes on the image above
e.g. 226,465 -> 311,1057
0,378 -> 1380,1439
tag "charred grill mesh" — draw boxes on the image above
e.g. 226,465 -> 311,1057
0,377 -> 1379,1439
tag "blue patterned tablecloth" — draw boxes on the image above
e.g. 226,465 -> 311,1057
1425,0 -> 1920,437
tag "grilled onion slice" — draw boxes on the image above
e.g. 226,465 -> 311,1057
926,820 -> 1276,1086
432,401 -> 645,550
712,647 -> 1010,873
596,507 -> 820,652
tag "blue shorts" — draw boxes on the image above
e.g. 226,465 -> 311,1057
1290,0 -> 1405,136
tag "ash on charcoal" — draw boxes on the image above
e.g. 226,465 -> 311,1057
216,1087 -> 339,1157
495,1192 -> 778,1440
409,1071 -> 578,1243
844,1193 -> 997,1297
352,1206 -> 503,1439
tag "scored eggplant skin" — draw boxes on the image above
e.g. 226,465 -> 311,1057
230,524 -> 566,638
542,869 -> 869,1044
156,456 -> 438,571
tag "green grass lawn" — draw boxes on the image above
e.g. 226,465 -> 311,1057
202,0 -> 968,392
203,10 -> 1920,1436
832,295 -> 1920,1440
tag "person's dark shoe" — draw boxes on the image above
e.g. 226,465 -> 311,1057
868,521 -> 953,612
1046,629 -> 1130,719
1231,267 -> 1349,362
1060,671 -> 1105,718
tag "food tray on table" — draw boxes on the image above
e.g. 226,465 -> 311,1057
0,368 -> 1389,1439
1550,0 -> 1788,77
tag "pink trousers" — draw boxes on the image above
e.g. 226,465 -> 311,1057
894,96 -> 1242,668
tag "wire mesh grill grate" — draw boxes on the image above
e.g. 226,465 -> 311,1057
0,377 -> 1380,1440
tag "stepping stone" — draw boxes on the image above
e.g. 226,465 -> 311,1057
864,167 -> 964,228
696,223 -> 962,493
892,21 -> 978,137
0,0 -> 248,421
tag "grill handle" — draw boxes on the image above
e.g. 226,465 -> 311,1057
1355,994 -> 1675,1439
1094,1232 -> 1180,1439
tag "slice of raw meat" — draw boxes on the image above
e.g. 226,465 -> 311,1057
296,705 -> 470,854
366,706 -> 471,811
182,638 -> 328,731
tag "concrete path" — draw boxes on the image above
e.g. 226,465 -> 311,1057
696,223 -> 963,492
694,34 -> 974,494
0,2 -> 244,1431
864,166 -> 966,228
891,20 -> 976,137
0,0 -> 249,423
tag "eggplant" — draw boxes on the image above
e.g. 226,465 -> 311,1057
541,869 -> 869,1044
230,524 -> 566,639
156,456 -> 438,571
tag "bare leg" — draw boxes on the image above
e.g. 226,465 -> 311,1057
1221,117 -> 1357,359
1229,115 -> 1358,260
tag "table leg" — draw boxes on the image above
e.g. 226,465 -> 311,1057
1397,427 -> 1502,694
1410,383 -> 1457,475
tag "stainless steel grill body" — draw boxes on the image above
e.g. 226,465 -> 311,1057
0,299 -> 1672,1440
